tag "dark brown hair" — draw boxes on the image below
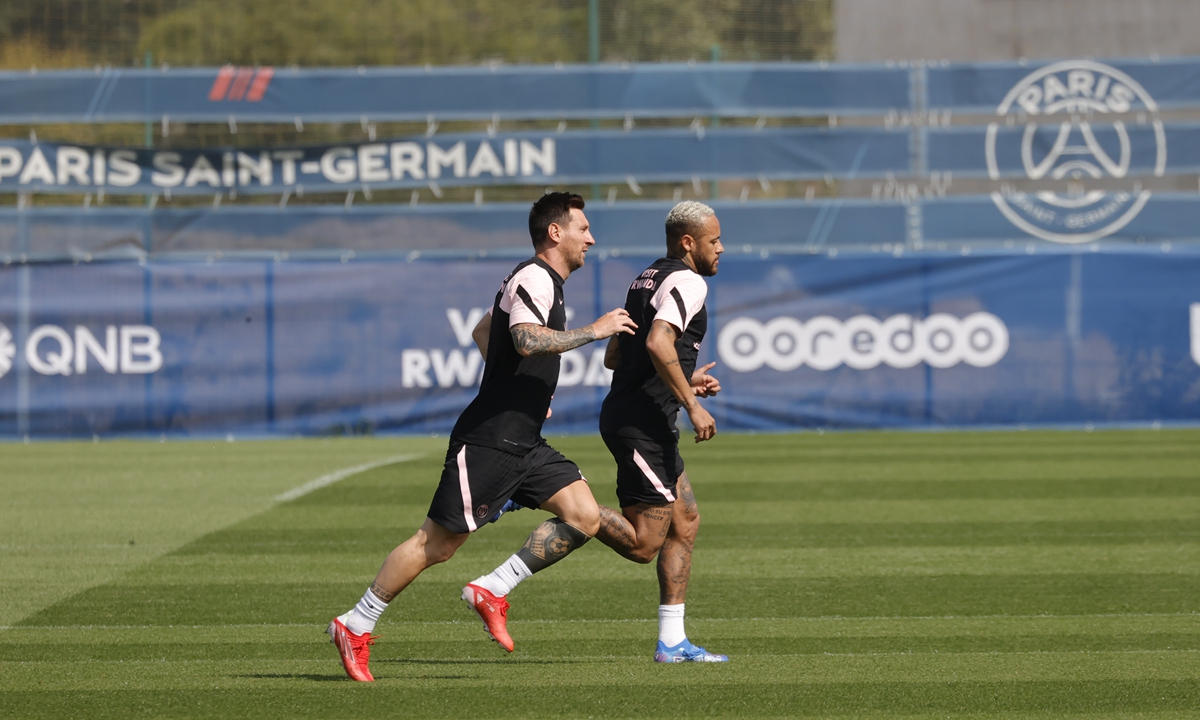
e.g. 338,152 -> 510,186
528,191 -> 585,247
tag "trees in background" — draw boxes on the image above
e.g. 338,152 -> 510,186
0,0 -> 831,69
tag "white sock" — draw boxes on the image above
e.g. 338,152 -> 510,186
658,604 -> 686,647
339,588 -> 388,635
471,554 -> 533,597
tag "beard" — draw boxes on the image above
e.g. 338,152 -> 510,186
567,246 -> 587,272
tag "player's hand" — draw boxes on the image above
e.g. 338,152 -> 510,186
687,403 -> 716,443
590,308 -> 638,340
690,362 -> 721,397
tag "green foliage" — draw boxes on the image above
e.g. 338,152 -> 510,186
137,0 -> 586,67
0,0 -> 832,69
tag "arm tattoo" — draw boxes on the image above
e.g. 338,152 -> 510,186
511,324 -> 597,356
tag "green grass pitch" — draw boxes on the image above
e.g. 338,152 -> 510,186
1,430 -> 1198,718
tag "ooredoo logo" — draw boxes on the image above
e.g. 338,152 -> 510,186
717,313 -> 1009,372
0,323 -> 14,379
986,60 -> 1166,244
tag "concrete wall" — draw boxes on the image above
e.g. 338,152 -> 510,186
836,0 -> 1200,62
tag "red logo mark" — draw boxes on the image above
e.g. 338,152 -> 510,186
208,66 -> 274,102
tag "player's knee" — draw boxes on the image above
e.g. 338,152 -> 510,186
419,529 -> 466,566
671,509 -> 700,543
574,506 -> 600,537
568,498 -> 601,537
628,545 -> 658,564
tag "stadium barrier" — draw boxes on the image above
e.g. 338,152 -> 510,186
6,58 -> 1200,123
1,248 -> 1198,438
5,196 -> 1200,265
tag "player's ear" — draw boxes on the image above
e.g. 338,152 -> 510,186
679,233 -> 696,254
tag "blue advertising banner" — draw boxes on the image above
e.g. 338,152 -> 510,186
8,58 -> 1200,124
926,122 -> 1200,178
0,127 -> 911,195
0,201 -> 913,261
8,193 -> 1200,268
925,58 -> 1200,115
0,63 -> 912,124
0,252 -> 1198,438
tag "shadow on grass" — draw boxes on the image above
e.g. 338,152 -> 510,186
233,673 -> 351,682
375,657 -> 587,665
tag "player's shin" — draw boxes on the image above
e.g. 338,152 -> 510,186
470,518 -> 591,597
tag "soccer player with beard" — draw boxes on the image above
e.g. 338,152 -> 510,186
327,192 -> 636,681
596,200 -> 727,662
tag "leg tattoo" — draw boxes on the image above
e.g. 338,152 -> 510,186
515,518 -> 591,573
595,503 -> 673,563
658,474 -> 699,605
656,536 -> 694,605
596,505 -> 637,553
368,581 -> 397,603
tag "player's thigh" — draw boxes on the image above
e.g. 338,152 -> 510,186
601,432 -> 683,508
620,501 -> 674,551
512,443 -> 597,526
427,441 -> 524,533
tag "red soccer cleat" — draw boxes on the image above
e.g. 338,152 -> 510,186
462,583 -> 514,652
327,617 -> 378,682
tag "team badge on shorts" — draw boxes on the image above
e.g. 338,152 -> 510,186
985,60 -> 1167,244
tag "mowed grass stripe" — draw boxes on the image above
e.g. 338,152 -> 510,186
245,497 -> 1200,528
20,574 -> 1200,627
92,543 -> 1200,584
3,680 -> 1199,718
171,519 -> 1200,554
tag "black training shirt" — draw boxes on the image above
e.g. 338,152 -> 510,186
451,257 -> 566,454
600,256 -> 708,440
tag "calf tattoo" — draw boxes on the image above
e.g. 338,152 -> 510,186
369,581 -> 397,603
516,518 -> 591,573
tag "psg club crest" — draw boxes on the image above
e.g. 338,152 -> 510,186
985,60 -> 1167,244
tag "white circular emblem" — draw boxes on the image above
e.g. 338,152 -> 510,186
0,323 -> 14,379
986,60 -> 1166,244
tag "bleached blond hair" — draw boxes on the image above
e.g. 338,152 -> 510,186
665,200 -> 716,246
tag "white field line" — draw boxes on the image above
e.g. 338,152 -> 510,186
273,453 -> 425,503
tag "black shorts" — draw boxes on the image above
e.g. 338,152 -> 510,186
601,432 -> 683,508
427,439 -> 584,534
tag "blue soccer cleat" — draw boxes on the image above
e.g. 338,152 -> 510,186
654,639 -> 729,663
489,499 -> 524,523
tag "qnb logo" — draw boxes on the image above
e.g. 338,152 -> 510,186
717,313 -> 1009,373
0,323 -> 14,379
6,324 -> 163,377
987,60 -> 1166,244
401,308 -> 613,389
208,66 -> 274,102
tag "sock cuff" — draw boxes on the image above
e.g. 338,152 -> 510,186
506,554 -> 533,579
658,603 -> 685,616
